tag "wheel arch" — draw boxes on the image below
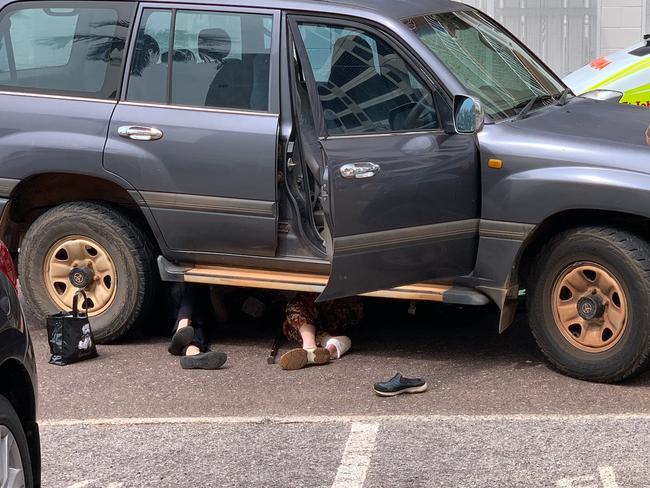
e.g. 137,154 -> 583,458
516,209 -> 650,290
6,173 -> 161,255
482,209 -> 650,333
0,358 -> 36,424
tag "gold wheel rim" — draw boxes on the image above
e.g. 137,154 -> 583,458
552,262 -> 628,353
43,235 -> 117,316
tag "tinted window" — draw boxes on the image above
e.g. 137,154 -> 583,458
0,2 -> 135,99
127,9 -> 171,104
298,24 -> 438,136
0,34 -> 7,73
128,9 -> 272,111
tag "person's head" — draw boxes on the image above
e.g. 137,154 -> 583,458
132,33 -> 160,75
198,28 -> 231,63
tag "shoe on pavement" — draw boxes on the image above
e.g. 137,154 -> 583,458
373,373 -> 428,397
180,351 -> 227,370
279,347 -> 330,370
168,326 -> 195,356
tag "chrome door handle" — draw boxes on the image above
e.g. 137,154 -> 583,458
118,126 -> 163,141
339,162 -> 380,179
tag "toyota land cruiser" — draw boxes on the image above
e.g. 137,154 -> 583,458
1,0 -> 649,382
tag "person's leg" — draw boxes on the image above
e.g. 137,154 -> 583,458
279,293 -> 329,370
319,297 -> 364,359
168,316 -> 196,356
299,323 -> 317,349
169,284 -> 198,355
180,325 -> 227,370
209,286 -> 229,324
322,334 -> 352,359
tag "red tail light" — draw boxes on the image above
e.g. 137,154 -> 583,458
0,241 -> 18,289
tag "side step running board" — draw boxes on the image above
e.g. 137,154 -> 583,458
158,257 -> 490,306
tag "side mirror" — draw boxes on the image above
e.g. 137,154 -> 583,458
580,89 -> 624,103
453,95 -> 484,134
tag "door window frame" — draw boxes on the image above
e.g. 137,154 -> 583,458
288,14 -> 449,140
121,2 -> 281,116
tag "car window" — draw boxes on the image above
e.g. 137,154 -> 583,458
297,23 -> 439,136
0,2 -> 135,99
128,9 -> 171,104
128,9 -> 272,111
405,11 -> 564,120
0,34 -> 7,73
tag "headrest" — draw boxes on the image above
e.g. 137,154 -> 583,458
198,28 -> 231,62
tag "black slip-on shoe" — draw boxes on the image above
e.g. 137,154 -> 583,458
168,326 -> 195,356
180,351 -> 227,370
373,373 -> 428,397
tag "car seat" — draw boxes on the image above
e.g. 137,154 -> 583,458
198,28 -> 231,64
204,30 -> 252,109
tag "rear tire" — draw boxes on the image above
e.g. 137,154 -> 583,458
0,394 -> 34,488
19,201 -> 156,343
528,226 -> 650,383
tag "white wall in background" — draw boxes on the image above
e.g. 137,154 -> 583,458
462,0 -> 649,76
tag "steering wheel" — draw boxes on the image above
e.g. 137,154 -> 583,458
404,97 -> 437,129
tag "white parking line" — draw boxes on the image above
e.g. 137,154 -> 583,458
331,423 -> 379,488
40,413 -> 650,427
65,481 -> 94,488
598,466 -> 621,488
555,466 -> 621,488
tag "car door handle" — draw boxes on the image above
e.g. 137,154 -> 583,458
118,126 -> 163,141
339,162 -> 380,179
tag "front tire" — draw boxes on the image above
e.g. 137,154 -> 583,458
19,202 -> 156,343
528,226 -> 650,383
0,394 -> 34,488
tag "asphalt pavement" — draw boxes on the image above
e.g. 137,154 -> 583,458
29,297 -> 650,487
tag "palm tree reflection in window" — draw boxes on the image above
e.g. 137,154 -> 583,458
37,16 -> 132,66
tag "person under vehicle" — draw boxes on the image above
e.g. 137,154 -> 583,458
279,292 -> 363,370
168,284 -> 227,370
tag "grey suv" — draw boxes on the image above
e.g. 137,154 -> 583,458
1,0 -> 649,383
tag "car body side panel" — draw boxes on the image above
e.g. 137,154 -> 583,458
479,102 -> 650,225
105,104 -> 280,256
0,94 -> 115,181
0,268 -> 34,407
0,268 -> 40,487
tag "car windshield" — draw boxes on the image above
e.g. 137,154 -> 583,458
404,10 -> 565,119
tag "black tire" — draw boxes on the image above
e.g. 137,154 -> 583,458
528,226 -> 650,383
0,394 -> 34,488
19,201 -> 157,343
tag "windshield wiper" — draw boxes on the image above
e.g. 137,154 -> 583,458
515,94 -> 559,119
556,87 -> 571,106
515,95 -> 539,120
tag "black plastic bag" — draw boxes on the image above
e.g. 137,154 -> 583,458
46,291 -> 98,366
